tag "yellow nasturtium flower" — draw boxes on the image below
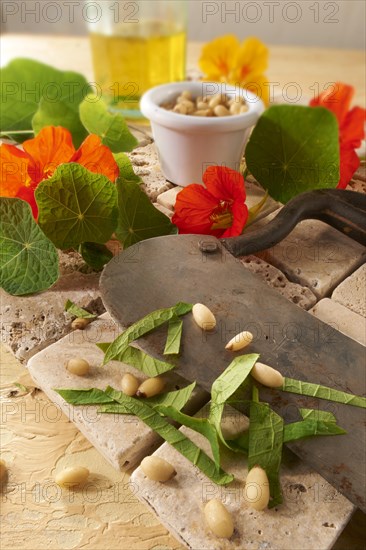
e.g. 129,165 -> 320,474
199,35 -> 269,105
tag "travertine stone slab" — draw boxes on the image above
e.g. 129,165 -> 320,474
331,264 -> 366,317
127,143 -> 173,201
1,268 -> 102,363
256,218 -> 366,299
153,202 -> 174,219
27,314 -> 208,471
309,298 -> 366,346
157,186 -> 183,210
239,255 -> 317,310
131,405 -> 354,550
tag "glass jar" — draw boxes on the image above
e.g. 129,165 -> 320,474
85,0 -> 187,119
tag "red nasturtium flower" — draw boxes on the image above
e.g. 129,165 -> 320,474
172,166 -> 248,238
0,126 -> 119,217
310,83 -> 366,189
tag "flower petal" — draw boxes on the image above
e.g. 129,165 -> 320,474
309,82 -> 354,126
0,144 -> 30,197
340,106 -> 366,149
239,74 -> 269,105
71,134 -> 119,182
203,166 -> 246,203
337,147 -> 360,189
222,202 -> 248,238
234,37 -> 269,81
172,184 -> 220,235
16,185 -> 38,218
23,126 -> 75,184
199,35 -> 240,81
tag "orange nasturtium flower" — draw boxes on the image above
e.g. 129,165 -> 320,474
199,35 -> 269,105
172,166 -> 248,238
0,126 -> 119,217
310,82 -> 366,189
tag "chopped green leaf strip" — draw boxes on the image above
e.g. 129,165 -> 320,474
65,299 -> 97,319
299,408 -> 337,423
116,179 -> 177,249
164,317 -> 183,355
14,383 -> 29,392
248,400 -> 284,508
97,342 -> 175,376
36,163 -> 118,250
209,354 -> 258,447
283,420 -> 346,443
79,94 -> 138,152
142,382 -> 196,410
102,387 -> 233,485
281,378 -> 366,409
103,302 -> 193,365
227,431 -> 249,453
210,354 -> 259,405
55,388 -> 115,405
0,198 -> 59,295
156,405 -> 221,469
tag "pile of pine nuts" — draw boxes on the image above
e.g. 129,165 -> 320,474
161,91 -> 248,117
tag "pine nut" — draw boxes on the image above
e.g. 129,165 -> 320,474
244,465 -> 270,511
55,466 -> 89,487
214,105 -> 230,117
136,376 -> 165,398
140,456 -> 176,482
0,459 -> 7,481
66,357 -> 90,376
208,94 -> 223,108
251,362 -> 284,388
230,102 -> 242,115
196,101 -> 208,110
181,90 -> 192,100
192,109 -> 212,117
192,303 -> 216,330
240,104 -> 249,113
71,317 -> 91,330
225,331 -> 253,351
162,92 -> 247,117
121,373 -> 139,396
204,499 -> 234,538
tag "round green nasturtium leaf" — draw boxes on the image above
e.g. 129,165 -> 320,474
116,179 -> 177,249
79,94 -> 138,153
245,105 -> 340,203
0,58 -> 90,142
35,163 -> 118,249
0,198 -> 59,296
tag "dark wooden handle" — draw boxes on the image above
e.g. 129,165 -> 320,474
222,189 -> 366,257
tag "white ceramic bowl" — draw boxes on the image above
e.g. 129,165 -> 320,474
140,81 -> 264,186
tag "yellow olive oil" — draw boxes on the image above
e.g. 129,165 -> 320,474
90,21 -> 186,117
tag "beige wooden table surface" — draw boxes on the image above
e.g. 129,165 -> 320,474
1,34 -> 365,550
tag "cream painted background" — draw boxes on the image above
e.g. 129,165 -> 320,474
1,0 -> 365,49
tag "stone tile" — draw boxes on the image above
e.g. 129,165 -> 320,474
331,264 -> 366,317
1,269 -> 102,363
127,143 -> 173,201
309,298 -> 366,346
131,404 -> 354,550
239,255 -> 317,310
27,314 -> 208,471
153,202 -> 173,219
244,181 -> 281,225
256,218 -> 366,299
157,186 -> 183,210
